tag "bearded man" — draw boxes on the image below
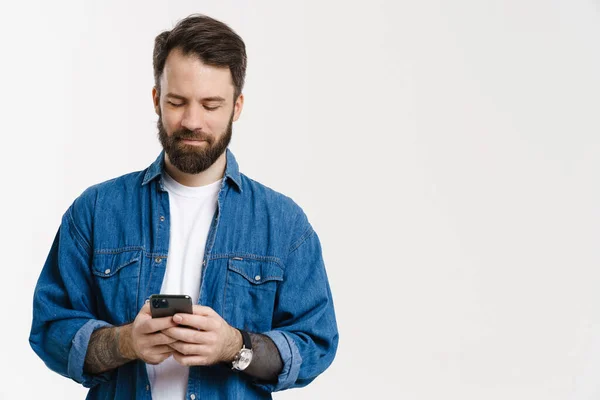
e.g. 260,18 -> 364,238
30,14 -> 338,400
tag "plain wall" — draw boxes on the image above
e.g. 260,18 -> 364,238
1,0 -> 599,398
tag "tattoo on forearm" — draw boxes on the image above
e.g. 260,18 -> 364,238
83,326 -> 131,375
244,333 -> 283,382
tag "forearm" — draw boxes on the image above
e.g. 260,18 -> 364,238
83,324 -> 136,375
242,333 -> 283,382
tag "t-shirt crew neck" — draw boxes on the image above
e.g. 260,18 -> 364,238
162,170 -> 223,198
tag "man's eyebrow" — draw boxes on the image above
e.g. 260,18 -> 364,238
165,92 -> 226,102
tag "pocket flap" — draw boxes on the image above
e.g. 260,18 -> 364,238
227,258 -> 283,284
92,250 -> 141,278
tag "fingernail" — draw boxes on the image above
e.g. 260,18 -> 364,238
173,315 -> 183,323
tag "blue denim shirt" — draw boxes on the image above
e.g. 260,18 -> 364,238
29,149 -> 338,399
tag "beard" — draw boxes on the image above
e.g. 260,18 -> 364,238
157,110 -> 233,174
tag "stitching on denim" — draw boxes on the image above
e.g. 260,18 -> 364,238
134,258 -> 141,320
288,226 -> 315,255
66,208 -> 92,255
114,257 -> 140,271
222,259 -> 230,316
94,246 -> 145,254
228,264 -> 283,283
210,253 -> 284,269
94,247 -> 169,258
91,256 -> 140,277
143,252 -> 169,258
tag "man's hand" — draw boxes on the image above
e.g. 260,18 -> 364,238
120,302 -> 179,365
84,302 -> 179,374
162,305 -> 243,366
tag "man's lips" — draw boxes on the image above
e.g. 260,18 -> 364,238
178,138 -> 207,145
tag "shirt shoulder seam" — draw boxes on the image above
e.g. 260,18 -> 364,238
66,206 -> 92,255
288,225 -> 315,255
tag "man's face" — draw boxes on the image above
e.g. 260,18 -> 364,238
153,47 -> 243,174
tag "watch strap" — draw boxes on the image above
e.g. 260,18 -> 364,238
237,329 -> 252,350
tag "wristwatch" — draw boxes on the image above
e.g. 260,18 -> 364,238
231,329 -> 253,371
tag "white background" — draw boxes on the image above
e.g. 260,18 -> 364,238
1,0 -> 599,399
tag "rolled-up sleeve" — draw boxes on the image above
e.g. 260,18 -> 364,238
255,225 -> 339,392
29,197 -> 112,388
68,319 -> 113,386
258,330 -> 303,391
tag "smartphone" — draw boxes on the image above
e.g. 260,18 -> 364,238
149,294 -> 193,318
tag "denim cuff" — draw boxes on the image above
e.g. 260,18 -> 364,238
67,319 -> 114,388
254,330 -> 302,392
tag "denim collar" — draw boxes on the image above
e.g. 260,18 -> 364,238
142,147 -> 243,192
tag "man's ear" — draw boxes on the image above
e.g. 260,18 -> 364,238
152,87 -> 161,116
232,93 -> 244,122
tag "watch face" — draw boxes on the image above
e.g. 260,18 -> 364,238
235,348 -> 253,370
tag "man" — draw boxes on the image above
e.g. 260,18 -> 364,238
30,14 -> 338,399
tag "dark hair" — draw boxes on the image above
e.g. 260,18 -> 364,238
153,14 -> 247,100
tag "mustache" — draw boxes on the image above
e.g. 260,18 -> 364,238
171,129 -> 211,142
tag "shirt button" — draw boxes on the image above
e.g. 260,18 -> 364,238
159,216 -> 165,222
255,275 -> 261,281
190,395 -> 196,400
155,257 -> 162,263
146,385 -> 150,391
104,269 -> 111,275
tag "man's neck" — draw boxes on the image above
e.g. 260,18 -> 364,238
164,151 -> 227,187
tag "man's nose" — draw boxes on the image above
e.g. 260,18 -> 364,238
180,104 -> 206,132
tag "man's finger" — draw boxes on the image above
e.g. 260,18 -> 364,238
172,352 -> 209,367
168,341 -> 206,356
151,344 -> 175,355
140,315 -> 178,334
162,326 -> 207,344
150,332 -> 179,346
172,313 -> 213,330
139,302 -> 151,316
192,305 -> 216,316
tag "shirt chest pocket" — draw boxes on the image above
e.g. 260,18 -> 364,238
91,250 -> 142,324
224,257 -> 284,332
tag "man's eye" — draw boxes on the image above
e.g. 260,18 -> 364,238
204,106 -> 219,111
168,102 -> 183,107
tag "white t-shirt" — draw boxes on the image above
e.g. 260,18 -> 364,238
146,171 -> 222,400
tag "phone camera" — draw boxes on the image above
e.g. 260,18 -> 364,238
152,299 -> 169,309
